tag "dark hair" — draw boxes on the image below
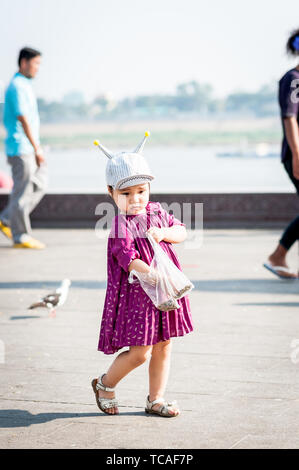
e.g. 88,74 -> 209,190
18,47 -> 41,67
108,185 -> 113,198
286,28 -> 299,56
107,182 -> 150,197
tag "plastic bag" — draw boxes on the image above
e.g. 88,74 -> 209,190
128,232 -> 194,311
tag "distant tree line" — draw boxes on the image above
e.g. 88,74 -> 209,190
0,80 -> 279,123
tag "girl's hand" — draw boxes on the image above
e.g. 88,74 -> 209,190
130,267 -> 161,287
146,227 -> 165,243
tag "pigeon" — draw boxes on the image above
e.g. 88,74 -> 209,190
28,279 -> 71,317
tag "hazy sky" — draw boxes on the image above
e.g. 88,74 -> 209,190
0,0 -> 298,102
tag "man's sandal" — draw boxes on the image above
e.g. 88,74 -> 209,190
91,373 -> 119,415
145,395 -> 180,417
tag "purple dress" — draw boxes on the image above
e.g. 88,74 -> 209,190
98,200 -> 194,354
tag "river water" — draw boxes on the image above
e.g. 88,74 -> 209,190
0,145 -> 296,193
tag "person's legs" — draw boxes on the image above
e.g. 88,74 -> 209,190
267,158 -> 299,277
3,154 -> 47,243
267,241 -> 298,278
27,161 -> 48,214
0,204 -> 11,227
279,217 -> 299,251
4,155 -> 35,242
148,339 -> 178,416
96,344 -> 153,414
0,157 -> 15,227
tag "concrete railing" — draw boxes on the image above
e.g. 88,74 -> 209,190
0,193 -> 298,228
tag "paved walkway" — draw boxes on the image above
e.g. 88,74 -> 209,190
0,228 -> 298,449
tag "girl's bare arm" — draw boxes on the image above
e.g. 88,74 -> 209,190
147,225 -> 187,244
128,259 -> 151,273
162,225 -> 187,243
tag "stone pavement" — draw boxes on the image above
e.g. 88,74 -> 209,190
0,228 -> 298,449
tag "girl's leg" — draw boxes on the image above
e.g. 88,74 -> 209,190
148,339 -> 179,416
96,344 -> 153,414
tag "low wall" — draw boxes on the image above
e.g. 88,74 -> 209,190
0,193 -> 298,228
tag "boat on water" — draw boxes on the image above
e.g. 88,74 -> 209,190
217,142 -> 279,158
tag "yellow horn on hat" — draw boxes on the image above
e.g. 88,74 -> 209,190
94,140 -> 113,159
134,131 -> 150,154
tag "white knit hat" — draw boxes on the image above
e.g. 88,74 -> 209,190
94,131 -> 155,190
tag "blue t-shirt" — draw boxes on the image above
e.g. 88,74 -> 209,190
3,72 -> 40,156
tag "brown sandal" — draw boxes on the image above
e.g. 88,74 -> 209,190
91,373 -> 119,415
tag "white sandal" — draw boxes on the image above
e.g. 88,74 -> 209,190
91,373 -> 119,414
263,263 -> 298,279
145,395 -> 180,417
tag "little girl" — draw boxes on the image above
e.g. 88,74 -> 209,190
92,133 -> 194,417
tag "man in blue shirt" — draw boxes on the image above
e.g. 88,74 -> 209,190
0,47 -> 47,249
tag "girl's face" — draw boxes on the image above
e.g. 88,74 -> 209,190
109,182 -> 150,215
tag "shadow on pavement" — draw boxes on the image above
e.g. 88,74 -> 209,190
195,279 -> 299,294
234,302 -> 299,307
0,409 -> 146,427
0,279 -> 298,294
0,281 -> 107,289
9,316 -> 42,320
